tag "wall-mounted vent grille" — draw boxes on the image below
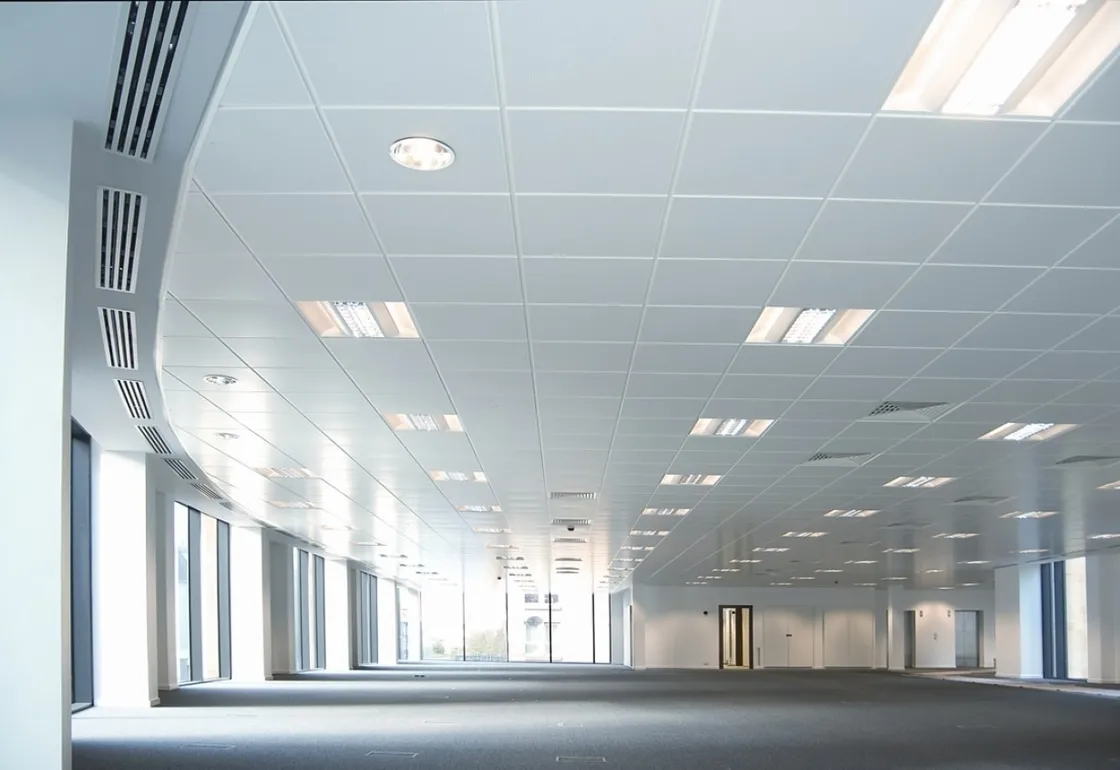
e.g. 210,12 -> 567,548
549,491 -> 597,500
192,482 -> 222,501
551,518 -> 591,527
1055,455 -> 1120,467
552,537 -> 587,544
865,401 -> 952,423
803,452 -> 872,467
105,0 -> 190,160
99,307 -> 138,369
114,378 -> 151,419
137,425 -> 172,455
97,188 -> 144,292
164,458 -> 195,480
951,494 -> 1010,505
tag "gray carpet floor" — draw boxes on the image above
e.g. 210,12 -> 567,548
72,664 -> 1120,769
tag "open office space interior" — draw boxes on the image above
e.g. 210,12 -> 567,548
6,0 -> 1120,767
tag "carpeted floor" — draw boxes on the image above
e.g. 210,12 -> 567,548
72,664 -> 1120,769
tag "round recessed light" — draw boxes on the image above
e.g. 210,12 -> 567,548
389,136 -> 455,171
215,432 -> 240,441
204,374 -> 238,386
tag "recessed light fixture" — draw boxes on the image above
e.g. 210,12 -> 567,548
699,575 -> 723,580
925,569 -> 944,573
883,0 -> 1120,117
487,543 -> 518,550
1019,548 -> 1048,554
457,504 -> 501,513
430,470 -> 487,482
883,547 -> 920,554
846,560 -> 878,565
730,558 -> 762,564
1098,480 -> 1120,490
884,476 -> 956,489
296,300 -> 419,339
754,547 -> 789,553
474,527 -> 511,534
816,569 -> 843,573
268,501 -> 317,509
215,431 -> 240,440
938,586 -> 955,591
1001,510 -> 1058,519
254,467 -> 317,479
386,413 -> 463,432
660,473 -> 722,486
686,581 -> 710,586
979,422 -> 1077,442
825,509 -> 880,518
960,560 -> 991,565
203,374 -> 238,386
791,576 -> 816,580
960,582 -> 980,587
1089,533 -> 1120,540
690,417 -> 774,438
630,530 -> 670,537
771,581 -> 794,586
933,532 -> 979,539
389,136 -> 455,171
642,508 -> 691,516
621,545 -> 655,551
883,576 -> 908,580
495,555 -> 525,561
746,307 -> 873,345
783,531 -> 826,538
855,582 -> 878,587
712,568 -> 741,573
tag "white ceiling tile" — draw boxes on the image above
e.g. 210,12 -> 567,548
800,376 -> 906,401
160,299 -> 211,337
835,116 -> 1046,202
532,342 -> 633,372
887,378 -> 992,403
163,366 -> 271,393
427,340 -> 530,372
626,373 -> 722,399
825,348 -> 940,377
1058,318 -> 1120,352
204,390 -> 293,414
918,349 -> 1037,379
522,258 -> 652,305
390,257 -> 522,303
729,346 -> 841,376
797,200 -> 971,263
538,397 -> 621,419
509,110 -> 684,194
1053,382 -> 1120,407
365,195 -> 516,256
957,313 -> 1094,351
781,400 -> 879,422
220,4 -> 311,107
698,0 -> 940,112
1009,353 -> 1120,382
516,195 -> 665,258
212,194 -> 378,255
678,113 -> 866,197
259,255 -> 401,301
888,266 -> 1044,312
327,108 -> 507,193
412,304 -> 528,341
661,197 -> 819,260
1062,55 -> 1120,122
769,262 -> 915,308
850,310 -> 984,348
1002,269 -> 1120,315
991,124 -> 1120,207
278,1 -> 496,106
963,379 -> 1074,404
224,337 -> 338,369
640,306 -> 760,344
283,390 -> 371,414
257,367 -> 358,393
647,259 -> 784,307
169,254 -> 286,302
175,193 -> 249,255
631,343 -> 737,374
1061,215 -> 1120,269
326,339 -> 438,376
620,398 -> 706,419
497,0 -> 708,108
528,305 -> 642,342
535,371 -> 627,399
179,300 -> 315,339
713,375 -> 814,400
442,370 -> 536,400
618,417 -> 699,436
194,109 -> 349,193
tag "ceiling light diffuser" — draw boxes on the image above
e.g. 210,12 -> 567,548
389,136 -> 455,171
661,473 -> 722,486
456,504 -> 501,513
754,547 -> 789,553
884,476 -> 956,488
473,527 -> 510,534
1019,548 -> 1048,553
1098,480 -> 1120,490
746,307 -> 873,345
960,560 -> 991,565
730,559 -> 761,564
296,300 -> 419,339
642,508 -> 691,516
621,545 -> 655,551
933,532 -> 979,539
268,501 -> 316,509
783,531 -> 826,538
825,509 -> 880,518
254,467 -> 317,479
884,547 -> 920,554
430,470 -> 486,482
203,374 -> 238,386
386,413 -> 463,432
712,568 -> 741,573
630,530 -> 670,537
816,569 -> 843,573
884,0 -> 1120,117
979,422 -> 1077,441
846,560 -> 878,565
1001,510 -> 1058,519
1089,533 -> 1120,540
690,417 -> 774,438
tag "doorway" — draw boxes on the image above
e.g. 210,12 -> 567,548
955,610 -> 981,668
719,605 -> 753,669
903,610 -> 916,669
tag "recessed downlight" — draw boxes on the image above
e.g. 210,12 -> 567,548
389,136 -> 455,171
203,374 -> 238,386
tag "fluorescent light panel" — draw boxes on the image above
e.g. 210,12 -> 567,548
255,467 -> 317,479
884,0 -> 1120,117
754,547 -> 789,553
630,530 -> 670,537
979,422 -> 1077,441
386,413 -> 462,432
690,417 -> 774,438
642,508 -> 691,517
457,504 -> 501,513
473,527 -> 510,534
1001,510 -> 1058,519
429,470 -> 486,482
783,531 -> 826,538
884,476 -> 956,488
661,473 -> 722,486
730,559 -> 761,564
884,548 -> 920,554
825,509 -> 879,518
1089,533 -> 1120,540
746,307 -> 873,345
1099,480 -> 1120,490
297,300 -> 419,339
933,532 -> 979,539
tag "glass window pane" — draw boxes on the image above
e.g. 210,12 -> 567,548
200,515 -> 220,681
418,585 -> 459,660
465,575 -> 508,662
548,574 -> 594,663
174,503 -> 191,683
1066,556 -> 1089,680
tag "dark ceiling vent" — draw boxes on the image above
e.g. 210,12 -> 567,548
551,518 -> 591,527
97,188 -> 144,292
555,557 -> 583,563
550,491 -> 597,500
114,378 -> 151,419
952,494 -> 1010,505
553,537 -> 587,544
164,458 -> 195,480
865,401 -> 952,423
1055,455 -> 1120,467
137,425 -> 172,455
803,452 -> 872,467
882,521 -> 930,531
99,307 -> 138,369
191,482 -> 222,501
105,0 -> 190,160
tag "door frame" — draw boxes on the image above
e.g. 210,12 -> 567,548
718,605 -> 754,669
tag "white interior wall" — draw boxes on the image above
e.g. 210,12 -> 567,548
324,559 -> 351,671
994,563 -> 1042,678
376,575 -> 398,664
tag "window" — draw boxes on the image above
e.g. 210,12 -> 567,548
293,550 -> 327,671
398,585 -> 422,661
174,504 -> 231,683
70,422 -> 94,709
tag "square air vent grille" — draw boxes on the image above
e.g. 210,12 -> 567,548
550,491 -> 597,500
98,307 -> 138,369
803,452 -> 872,467
553,537 -> 588,544
952,494 -> 1011,505
97,188 -> 144,292
114,378 -> 151,419
164,458 -> 195,480
105,0 -> 190,160
191,482 -> 222,501
551,518 -> 591,527
865,401 -> 952,423
137,425 -> 172,455
1055,455 -> 1120,467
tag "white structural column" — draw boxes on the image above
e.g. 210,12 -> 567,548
376,576 -> 398,665
0,114 -> 74,770
324,560 -> 353,671
230,526 -> 271,681
268,541 -> 296,675
885,586 -> 907,671
994,563 -> 1043,678
1086,553 -> 1120,684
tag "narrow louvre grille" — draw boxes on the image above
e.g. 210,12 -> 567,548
551,518 -> 591,527
98,307 -> 138,369
1056,455 -> 1120,467
105,1 -> 190,159
865,401 -> 952,422
952,495 -> 1010,505
554,557 -> 582,563
192,482 -> 223,501
164,458 -> 195,480
114,379 -> 151,419
137,425 -> 172,455
549,491 -> 597,500
552,537 -> 587,544
97,188 -> 144,292
804,452 -> 871,466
